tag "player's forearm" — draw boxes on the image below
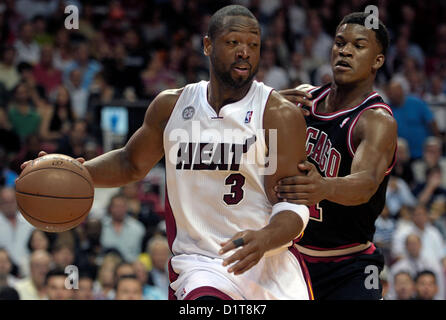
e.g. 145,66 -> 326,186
83,148 -> 144,188
323,172 -> 380,206
260,211 -> 304,251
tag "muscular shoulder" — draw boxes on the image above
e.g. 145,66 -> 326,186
354,107 -> 397,143
264,90 -> 306,134
146,88 -> 184,128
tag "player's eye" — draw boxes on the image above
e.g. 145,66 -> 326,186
227,40 -> 238,45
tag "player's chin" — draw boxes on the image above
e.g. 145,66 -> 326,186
332,73 -> 357,85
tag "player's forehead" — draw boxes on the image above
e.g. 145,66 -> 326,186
335,23 -> 376,43
219,15 -> 260,37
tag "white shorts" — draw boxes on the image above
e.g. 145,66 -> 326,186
168,246 -> 313,300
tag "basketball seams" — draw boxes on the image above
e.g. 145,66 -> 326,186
17,166 -> 94,194
17,201 -> 91,225
15,190 -> 94,199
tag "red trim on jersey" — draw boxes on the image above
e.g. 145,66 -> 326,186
184,286 -> 233,300
301,243 -> 377,263
296,86 -> 321,108
164,189 -> 177,251
303,242 -> 364,251
311,89 -> 379,120
347,103 -> 393,157
168,258 -> 179,300
288,246 -> 315,300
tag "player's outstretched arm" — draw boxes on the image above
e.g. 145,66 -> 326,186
20,89 -> 181,188
276,108 -> 397,206
219,91 -> 309,275
83,89 -> 181,187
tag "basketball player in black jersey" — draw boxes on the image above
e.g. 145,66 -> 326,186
277,12 -> 398,299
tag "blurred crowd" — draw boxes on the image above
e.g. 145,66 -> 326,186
1,0 -> 446,300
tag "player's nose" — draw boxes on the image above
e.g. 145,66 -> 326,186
236,44 -> 250,59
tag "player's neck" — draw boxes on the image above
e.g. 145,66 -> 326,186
207,77 -> 252,113
327,80 -> 375,112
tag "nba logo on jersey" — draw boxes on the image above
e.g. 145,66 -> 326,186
245,110 -> 253,123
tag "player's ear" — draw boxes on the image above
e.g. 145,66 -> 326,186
372,53 -> 385,71
203,36 -> 212,57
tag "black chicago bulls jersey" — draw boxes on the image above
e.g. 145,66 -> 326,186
297,83 -> 395,249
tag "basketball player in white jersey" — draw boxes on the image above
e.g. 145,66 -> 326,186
20,5 -> 313,300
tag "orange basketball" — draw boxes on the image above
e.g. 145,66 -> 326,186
15,154 -> 94,233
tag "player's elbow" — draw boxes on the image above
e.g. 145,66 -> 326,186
355,177 -> 380,205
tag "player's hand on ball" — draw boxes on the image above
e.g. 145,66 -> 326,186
219,229 -> 268,275
278,89 -> 312,116
20,151 -> 85,170
275,161 -> 328,206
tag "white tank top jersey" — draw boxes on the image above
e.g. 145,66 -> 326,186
163,80 -> 274,259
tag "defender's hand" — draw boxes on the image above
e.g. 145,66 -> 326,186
275,161 -> 328,206
278,89 -> 312,116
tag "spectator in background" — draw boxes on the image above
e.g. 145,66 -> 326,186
0,187 -> 33,271
412,166 -> 446,210
390,233 -> 444,299
15,250 -> 51,300
392,205 -> 445,264
40,86 -> 75,142
100,194 -> 145,263
412,137 -> 446,188
301,10 -> 331,63
424,75 -> 446,136
147,235 -> 170,298
260,45 -> 289,90
0,286 -> 19,300
132,259 -> 166,300
140,50 -> 178,100
92,252 -> 122,300
55,119 -> 88,159
13,21 -> 40,65
51,241 -> 75,271
19,229 -> 51,278
385,175 -> 417,218
414,270 -> 439,300
391,271 -> 415,300
73,272 -> 94,300
374,206 -> 396,265
387,77 -> 440,160
32,15 -> 52,47
115,274 -> 143,300
7,82 -> 41,142
52,29 -> 73,73
0,46 -> 20,91
392,138 -> 416,188
63,42 -> 102,91
0,248 -> 18,288
0,147 -> 18,188
44,268 -> 73,300
287,51 -> 311,88
32,45 -> 62,97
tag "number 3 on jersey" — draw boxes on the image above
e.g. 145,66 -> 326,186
223,173 -> 245,205
310,203 -> 323,222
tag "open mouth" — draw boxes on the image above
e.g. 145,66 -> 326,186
335,60 -> 352,68
233,65 -> 250,75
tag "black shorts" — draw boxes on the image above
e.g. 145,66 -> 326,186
303,247 -> 385,300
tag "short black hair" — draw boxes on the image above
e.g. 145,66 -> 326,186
415,270 -> 437,283
207,5 -> 258,40
44,268 -> 67,286
337,12 -> 389,56
115,274 -> 141,291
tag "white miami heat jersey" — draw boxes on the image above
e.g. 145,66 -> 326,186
163,80 -> 274,258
